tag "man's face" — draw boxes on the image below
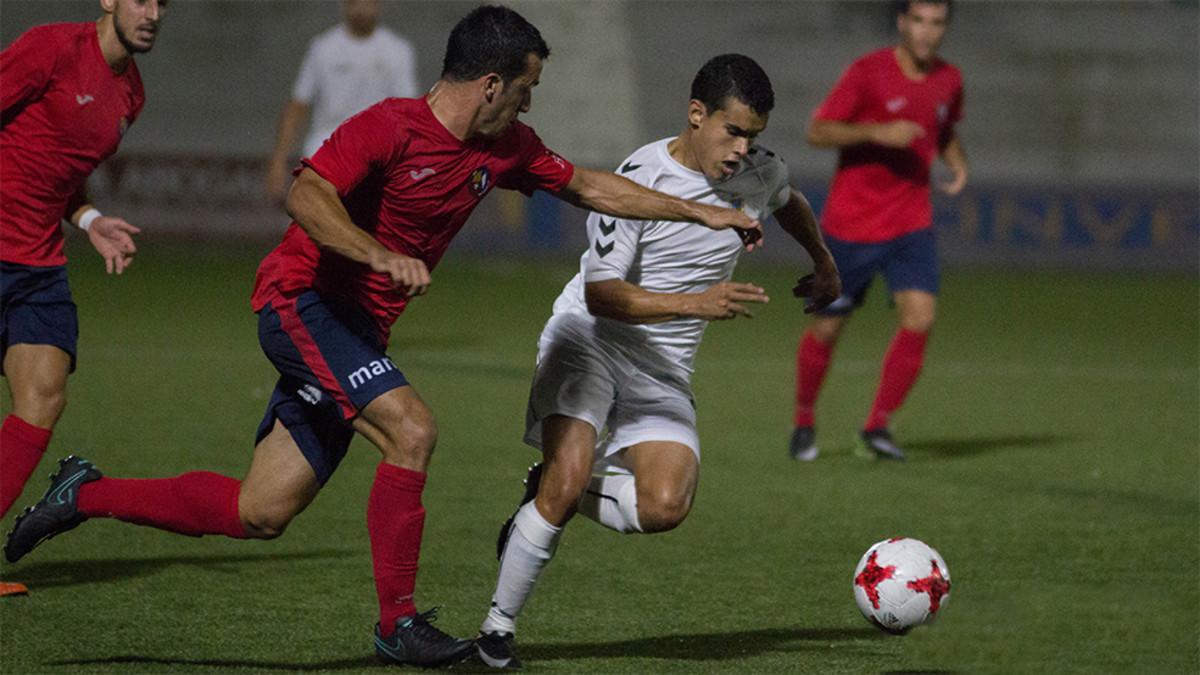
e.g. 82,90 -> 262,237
897,2 -> 949,65
109,0 -> 165,54
343,0 -> 380,36
688,97 -> 768,180
480,54 -> 543,137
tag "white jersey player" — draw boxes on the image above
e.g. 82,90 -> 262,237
474,54 -> 842,670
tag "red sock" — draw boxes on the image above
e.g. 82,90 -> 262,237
795,331 -> 835,428
77,472 -> 248,538
0,415 -> 52,519
864,329 -> 929,431
369,462 -> 427,637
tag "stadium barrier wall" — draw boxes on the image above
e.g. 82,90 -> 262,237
86,155 -> 1198,272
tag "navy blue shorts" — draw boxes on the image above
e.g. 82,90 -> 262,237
817,228 -> 940,316
0,262 -> 78,374
256,291 -> 408,484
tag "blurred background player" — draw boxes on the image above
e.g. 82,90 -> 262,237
790,0 -> 967,462
264,0 -> 419,204
4,5 -> 763,666
0,0 -> 163,597
474,54 -> 840,669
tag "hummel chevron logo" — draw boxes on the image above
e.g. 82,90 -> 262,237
409,168 -> 436,182
619,161 -> 641,174
75,94 -> 95,106
594,239 -> 614,257
598,218 -> 616,236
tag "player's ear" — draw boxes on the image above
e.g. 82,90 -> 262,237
483,74 -> 502,103
687,100 -> 707,130
99,0 -> 117,13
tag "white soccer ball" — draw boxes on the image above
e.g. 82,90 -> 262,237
853,537 -> 951,634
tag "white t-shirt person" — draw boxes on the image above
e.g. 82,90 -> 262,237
293,24 -> 419,156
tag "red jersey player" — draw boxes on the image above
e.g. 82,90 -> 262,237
790,0 -> 968,462
5,6 -> 762,667
0,0 -> 164,597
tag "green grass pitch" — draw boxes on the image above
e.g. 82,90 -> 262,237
1,239 -> 1196,673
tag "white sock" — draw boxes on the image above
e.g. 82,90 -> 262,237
576,472 -> 642,533
481,501 -> 562,636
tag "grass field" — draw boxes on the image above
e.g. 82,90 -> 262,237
1,238 -> 1197,673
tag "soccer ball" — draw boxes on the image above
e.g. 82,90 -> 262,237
853,537 -> 951,635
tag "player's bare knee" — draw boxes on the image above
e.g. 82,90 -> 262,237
13,387 -> 67,429
808,320 -> 845,345
636,488 -> 692,533
395,412 -> 438,462
239,507 -> 294,540
538,473 -> 588,520
900,313 -> 935,333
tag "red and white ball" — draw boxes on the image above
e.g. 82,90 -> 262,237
853,537 -> 951,634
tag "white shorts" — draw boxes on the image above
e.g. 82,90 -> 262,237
523,314 -> 700,463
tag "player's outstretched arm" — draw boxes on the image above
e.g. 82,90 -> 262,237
772,189 -> 841,313
556,167 -> 764,250
287,168 -> 431,295
585,279 -> 768,324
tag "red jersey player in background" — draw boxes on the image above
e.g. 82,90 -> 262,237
790,0 -> 967,462
0,0 -> 163,597
5,5 -> 762,667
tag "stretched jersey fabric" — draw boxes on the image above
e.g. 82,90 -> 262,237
0,23 -> 145,266
251,97 -> 575,342
814,47 -> 962,243
549,137 -> 791,378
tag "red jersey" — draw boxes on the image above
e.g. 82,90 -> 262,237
814,47 -> 962,243
0,23 -> 144,266
251,97 -> 575,342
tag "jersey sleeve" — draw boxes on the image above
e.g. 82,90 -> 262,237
291,39 -> 320,104
812,60 -> 865,122
582,211 -> 642,283
763,153 -> 792,212
1,27 -> 58,115
302,103 -> 401,194
496,125 -> 575,196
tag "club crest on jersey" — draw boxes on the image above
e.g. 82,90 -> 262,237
468,166 -> 492,198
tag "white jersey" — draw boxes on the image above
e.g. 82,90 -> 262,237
548,137 -> 791,378
292,24 -> 419,157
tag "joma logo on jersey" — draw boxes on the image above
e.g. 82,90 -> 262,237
468,167 -> 492,198
348,357 -> 398,389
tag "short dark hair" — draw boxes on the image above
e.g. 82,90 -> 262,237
441,5 -> 550,83
894,0 -> 953,20
690,54 -> 775,116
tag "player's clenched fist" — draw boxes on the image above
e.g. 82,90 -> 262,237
369,249 -> 431,296
688,281 -> 769,320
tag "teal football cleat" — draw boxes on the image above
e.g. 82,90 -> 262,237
5,455 -> 101,563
